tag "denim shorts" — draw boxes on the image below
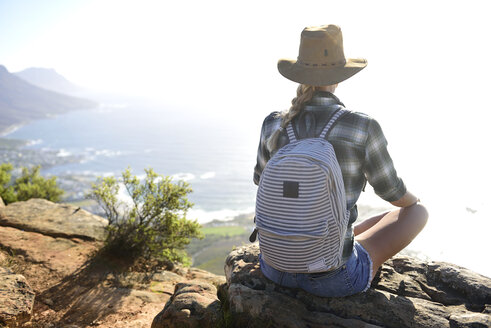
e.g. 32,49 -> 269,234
259,241 -> 373,297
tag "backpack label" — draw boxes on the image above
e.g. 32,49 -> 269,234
308,258 -> 328,272
283,181 -> 299,198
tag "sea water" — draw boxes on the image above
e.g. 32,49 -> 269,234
8,103 -> 259,220
6,102 -> 490,277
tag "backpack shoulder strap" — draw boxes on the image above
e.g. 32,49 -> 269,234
249,216 -> 258,242
319,108 -> 347,139
285,122 -> 297,142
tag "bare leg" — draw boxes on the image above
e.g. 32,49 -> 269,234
353,211 -> 390,236
355,203 -> 428,281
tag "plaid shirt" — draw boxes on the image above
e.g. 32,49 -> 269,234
253,91 -> 406,260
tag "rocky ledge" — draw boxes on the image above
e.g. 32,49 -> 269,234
157,244 -> 491,328
0,198 -> 107,241
2,197 -> 490,327
0,198 -> 226,327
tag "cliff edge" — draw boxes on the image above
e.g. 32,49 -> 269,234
0,198 -> 225,327
1,197 -> 490,327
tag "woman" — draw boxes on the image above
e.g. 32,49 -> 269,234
253,25 -> 428,297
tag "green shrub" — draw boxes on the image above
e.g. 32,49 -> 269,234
0,163 -> 64,205
88,167 -> 203,265
0,163 -> 16,204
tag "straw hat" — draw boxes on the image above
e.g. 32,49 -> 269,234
278,25 -> 367,86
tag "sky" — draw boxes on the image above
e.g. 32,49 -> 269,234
2,0 -> 489,106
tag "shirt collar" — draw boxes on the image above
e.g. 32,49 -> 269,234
309,91 -> 344,107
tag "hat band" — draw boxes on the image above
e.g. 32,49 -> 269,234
296,58 -> 346,68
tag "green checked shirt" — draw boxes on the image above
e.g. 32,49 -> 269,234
253,91 -> 407,261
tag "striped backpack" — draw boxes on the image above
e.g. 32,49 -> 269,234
254,109 -> 350,273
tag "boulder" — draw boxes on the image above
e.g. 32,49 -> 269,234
151,281 -> 222,328
223,244 -> 491,328
0,266 -> 36,327
0,198 -> 107,240
0,195 -> 4,208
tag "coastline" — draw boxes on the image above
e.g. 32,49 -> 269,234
0,123 -> 25,137
0,102 -> 100,137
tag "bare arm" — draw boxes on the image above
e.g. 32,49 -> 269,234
354,191 -> 420,236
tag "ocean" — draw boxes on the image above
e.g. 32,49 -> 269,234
6,101 -> 490,278
7,102 -> 259,221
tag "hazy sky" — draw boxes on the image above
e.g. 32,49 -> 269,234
1,0 -> 490,197
2,0 -> 489,106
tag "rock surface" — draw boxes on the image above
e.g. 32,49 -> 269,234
34,264 -> 226,328
0,198 -> 226,327
0,195 -> 4,208
0,226 -> 99,278
151,281 -> 223,328
0,267 -> 36,327
4,197 -> 489,328
0,198 -> 107,240
221,244 -> 491,328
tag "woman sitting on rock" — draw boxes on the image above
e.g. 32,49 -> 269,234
253,25 -> 428,297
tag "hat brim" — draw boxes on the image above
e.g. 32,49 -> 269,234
277,58 -> 367,86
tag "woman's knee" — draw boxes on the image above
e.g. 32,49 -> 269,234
414,203 -> 429,224
401,203 -> 429,230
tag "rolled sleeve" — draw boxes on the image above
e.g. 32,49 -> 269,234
253,145 -> 267,185
253,116 -> 273,185
363,118 -> 407,202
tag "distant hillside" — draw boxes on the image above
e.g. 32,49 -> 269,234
187,214 -> 254,275
14,67 -> 84,97
0,65 -> 97,135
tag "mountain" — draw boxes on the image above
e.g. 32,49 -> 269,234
0,65 -> 97,135
14,67 -> 84,97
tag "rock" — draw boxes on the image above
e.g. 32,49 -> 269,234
43,298 -> 54,306
0,195 -> 5,208
149,265 -> 227,327
151,270 -> 188,283
0,266 -> 36,326
185,268 -> 226,287
0,226 -> 99,278
151,281 -> 222,328
0,198 -> 107,240
223,244 -> 491,328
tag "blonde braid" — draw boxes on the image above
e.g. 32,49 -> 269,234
266,84 -> 316,152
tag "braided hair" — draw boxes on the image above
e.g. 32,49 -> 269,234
266,84 -> 316,152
